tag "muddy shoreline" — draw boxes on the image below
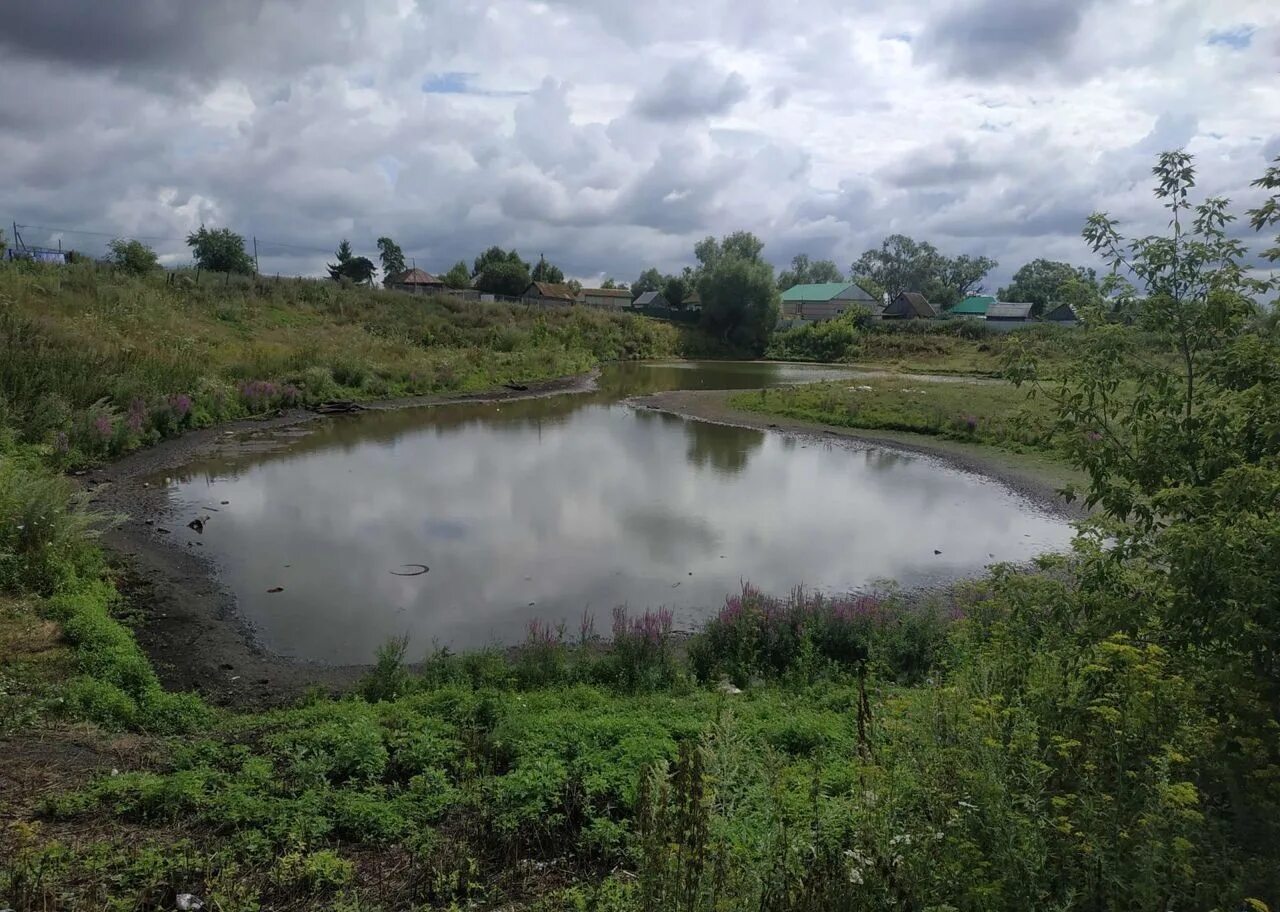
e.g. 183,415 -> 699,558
88,371 -> 601,710
627,388 -> 1088,522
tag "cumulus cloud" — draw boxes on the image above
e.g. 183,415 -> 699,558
631,60 -> 750,122
920,0 -> 1095,79
0,0 -> 1277,288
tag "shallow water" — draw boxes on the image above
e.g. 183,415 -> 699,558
161,361 -> 1074,662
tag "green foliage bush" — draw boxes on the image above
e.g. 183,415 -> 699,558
688,584 -> 950,686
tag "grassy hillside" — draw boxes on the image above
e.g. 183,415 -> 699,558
0,263 -> 692,465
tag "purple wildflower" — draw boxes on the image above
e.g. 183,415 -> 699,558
169,393 -> 193,418
1085,430 -> 1103,443
94,415 -> 113,439
526,618 -> 558,647
239,380 -> 280,409
126,398 -> 147,435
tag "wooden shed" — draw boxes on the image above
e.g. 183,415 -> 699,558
985,301 -> 1034,322
522,281 -> 578,306
883,291 -> 936,319
632,290 -> 670,309
386,268 -> 444,294
1043,302 -> 1079,324
578,287 -> 632,309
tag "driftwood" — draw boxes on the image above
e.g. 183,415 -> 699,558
313,400 -> 364,414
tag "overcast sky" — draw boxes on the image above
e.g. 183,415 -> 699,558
2,0 -> 1277,287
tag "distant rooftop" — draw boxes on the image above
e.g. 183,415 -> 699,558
780,282 -> 875,303
950,294 -> 995,316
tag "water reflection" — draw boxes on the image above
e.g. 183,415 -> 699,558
162,361 -> 1073,662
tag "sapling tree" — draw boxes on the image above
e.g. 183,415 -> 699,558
1009,150 -> 1269,530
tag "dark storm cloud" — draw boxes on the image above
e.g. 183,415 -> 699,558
0,0 -> 364,83
882,141 -> 997,188
632,60 -> 749,121
920,0 -> 1093,78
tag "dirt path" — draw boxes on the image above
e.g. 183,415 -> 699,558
86,371 -> 601,711
627,388 -> 1087,521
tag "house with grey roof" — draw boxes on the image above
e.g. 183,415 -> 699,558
633,290 -> 669,308
985,301 -> 1034,322
1043,302 -> 1079,324
883,291 -> 936,319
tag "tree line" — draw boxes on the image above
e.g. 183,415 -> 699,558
95,222 -> 1102,323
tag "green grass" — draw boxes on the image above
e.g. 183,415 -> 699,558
2,261 -> 1277,910
0,261 -> 710,466
732,376 -> 1058,455
766,317 -> 1088,376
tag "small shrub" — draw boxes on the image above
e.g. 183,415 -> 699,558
271,849 -> 354,893
688,583 -> 950,686
603,606 -> 677,691
360,634 -> 411,702
515,619 -> 569,688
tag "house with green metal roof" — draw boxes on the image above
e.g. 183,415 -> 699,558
779,282 -> 880,322
949,294 -> 995,316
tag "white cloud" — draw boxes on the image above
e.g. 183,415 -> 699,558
0,0 -> 1277,287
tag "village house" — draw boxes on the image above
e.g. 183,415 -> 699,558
883,291 -> 936,319
1043,302 -> 1079,324
682,290 -> 701,311
385,267 -> 444,294
578,287 -> 632,309
985,301 -> 1034,323
779,282 -> 880,322
632,290 -> 669,309
949,294 -> 995,317
521,281 -> 578,306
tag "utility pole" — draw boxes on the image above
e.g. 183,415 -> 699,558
252,236 -> 260,275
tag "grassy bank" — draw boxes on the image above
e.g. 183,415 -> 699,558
731,376 -> 1057,456
766,317 -> 1089,375
0,262 -> 709,467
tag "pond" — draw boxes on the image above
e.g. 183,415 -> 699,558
160,361 -> 1074,663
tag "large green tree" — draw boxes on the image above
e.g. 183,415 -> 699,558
443,261 -> 471,289
853,235 -> 995,307
473,246 -> 527,277
531,254 -> 565,284
186,225 -> 254,275
107,238 -> 159,276
852,235 -> 941,302
376,237 -> 406,282
999,258 -> 1098,316
777,254 -> 844,290
475,259 -> 531,296
937,253 -> 998,307
632,267 -> 665,296
697,231 -> 778,353
327,240 -> 375,285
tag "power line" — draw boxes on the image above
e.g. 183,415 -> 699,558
12,221 -> 338,257
16,223 -> 188,243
